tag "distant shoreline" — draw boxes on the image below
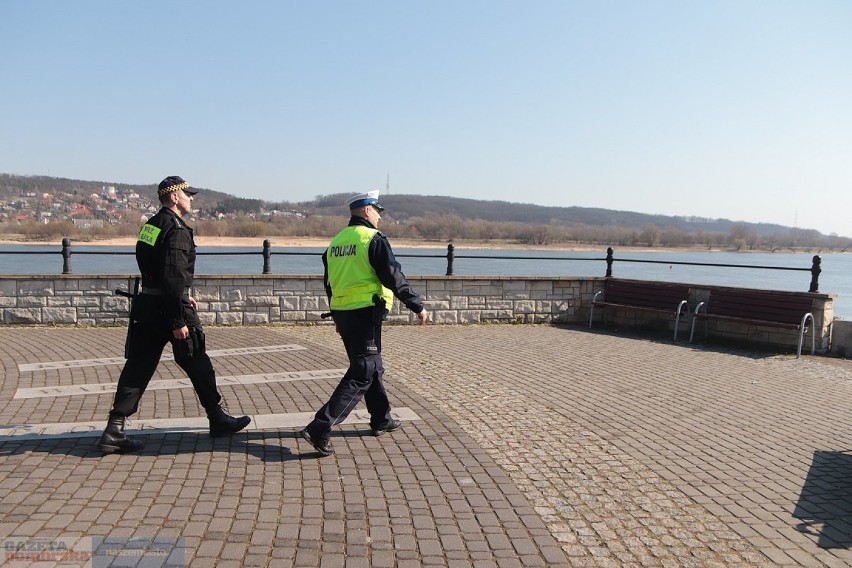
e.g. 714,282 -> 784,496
0,235 -> 841,254
0,235 -> 615,251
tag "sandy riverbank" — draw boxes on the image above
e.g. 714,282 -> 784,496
0,235 -> 835,254
0,236 -> 337,248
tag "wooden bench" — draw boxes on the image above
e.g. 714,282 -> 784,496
589,278 -> 691,341
689,288 -> 815,357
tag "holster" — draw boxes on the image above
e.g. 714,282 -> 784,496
371,294 -> 388,325
174,327 -> 206,361
119,277 -> 141,359
192,327 -> 207,354
174,335 -> 193,360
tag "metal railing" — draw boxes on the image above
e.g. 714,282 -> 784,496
602,247 -> 822,293
0,239 -> 824,293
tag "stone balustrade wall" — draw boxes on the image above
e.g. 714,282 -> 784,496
0,274 -> 836,354
0,274 -> 592,327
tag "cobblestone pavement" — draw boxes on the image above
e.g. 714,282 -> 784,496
0,324 -> 851,567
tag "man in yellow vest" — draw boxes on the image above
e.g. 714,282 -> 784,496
299,190 -> 428,457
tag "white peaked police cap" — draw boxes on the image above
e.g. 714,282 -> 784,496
345,190 -> 385,211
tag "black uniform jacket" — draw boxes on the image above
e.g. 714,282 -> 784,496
322,216 -> 424,314
136,207 -> 196,330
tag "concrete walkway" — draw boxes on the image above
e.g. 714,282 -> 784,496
0,324 -> 851,567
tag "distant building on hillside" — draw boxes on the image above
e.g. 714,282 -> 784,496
72,218 -> 104,229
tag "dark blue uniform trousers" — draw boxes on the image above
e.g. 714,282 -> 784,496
306,306 -> 394,441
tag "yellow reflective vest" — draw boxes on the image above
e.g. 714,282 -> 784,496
326,226 -> 395,311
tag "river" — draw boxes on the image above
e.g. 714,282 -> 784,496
0,245 -> 848,319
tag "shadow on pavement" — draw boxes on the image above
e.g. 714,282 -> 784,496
0,428 -> 380,461
794,450 -> 852,549
565,323 -> 796,359
0,431 -> 303,461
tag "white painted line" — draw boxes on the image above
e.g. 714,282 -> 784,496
14,369 -> 348,399
18,344 -> 309,372
0,408 -> 422,443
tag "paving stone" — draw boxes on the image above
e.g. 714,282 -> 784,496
1,325 -> 850,565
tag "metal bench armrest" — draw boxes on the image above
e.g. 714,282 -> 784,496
689,301 -> 706,343
589,290 -> 604,329
798,312 -> 815,358
674,300 -> 689,342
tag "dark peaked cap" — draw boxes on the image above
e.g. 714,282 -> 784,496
157,176 -> 198,198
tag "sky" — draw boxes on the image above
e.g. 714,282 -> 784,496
1,1 -> 850,236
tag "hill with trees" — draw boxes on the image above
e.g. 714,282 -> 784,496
0,173 -> 848,251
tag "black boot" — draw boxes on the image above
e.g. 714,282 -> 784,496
97,415 -> 144,454
207,405 -> 251,438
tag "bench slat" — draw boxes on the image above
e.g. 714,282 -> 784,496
706,290 -> 813,326
589,279 -> 691,341
601,280 -> 689,310
689,288 -> 818,356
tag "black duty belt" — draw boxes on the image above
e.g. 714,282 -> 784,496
141,287 -> 190,298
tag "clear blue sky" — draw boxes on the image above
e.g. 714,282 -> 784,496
2,1 -> 850,236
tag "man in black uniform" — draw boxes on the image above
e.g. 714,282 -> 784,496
97,176 -> 251,454
299,190 -> 428,457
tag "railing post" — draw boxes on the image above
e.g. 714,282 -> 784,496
61,237 -> 72,274
262,239 -> 271,274
809,255 -> 821,293
446,242 -> 455,276
605,247 -> 614,277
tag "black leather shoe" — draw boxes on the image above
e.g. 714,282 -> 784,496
299,429 -> 334,457
371,418 -> 402,437
208,405 -> 251,438
97,416 -> 144,454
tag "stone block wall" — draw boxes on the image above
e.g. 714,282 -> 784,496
189,275 -> 598,326
0,276 -> 138,326
0,274 -> 598,327
830,320 -> 852,358
0,274 -> 837,354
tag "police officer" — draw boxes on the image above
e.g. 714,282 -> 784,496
299,190 -> 428,457
97,176 -> 251,454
